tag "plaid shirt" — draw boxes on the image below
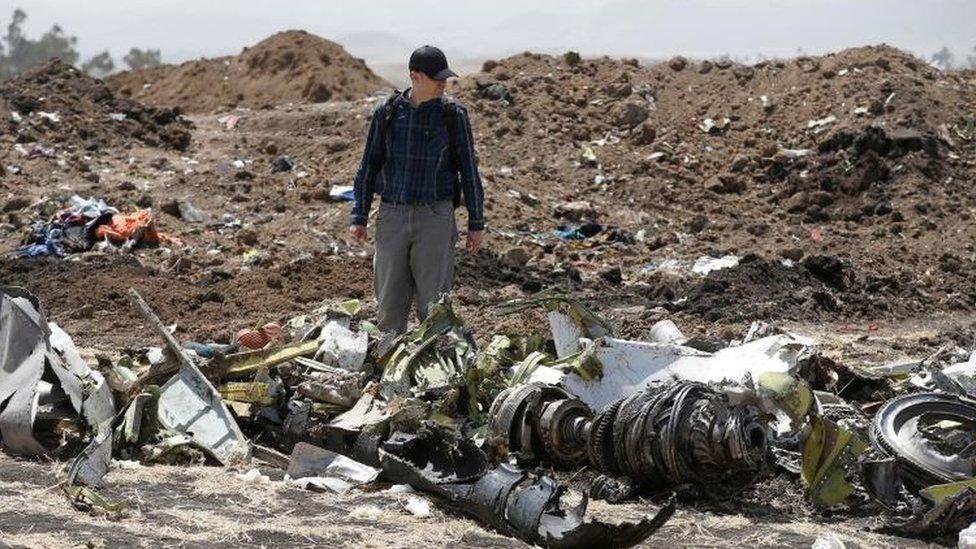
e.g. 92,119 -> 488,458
350,91 -> 485,231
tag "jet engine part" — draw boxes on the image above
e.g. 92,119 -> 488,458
489,380 -> 771,491
871,392 -> 976,488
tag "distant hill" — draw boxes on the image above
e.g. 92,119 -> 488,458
107,30 -> 390,113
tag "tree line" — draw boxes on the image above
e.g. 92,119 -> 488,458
0,8 -> 163,80
930,46 -> 976,70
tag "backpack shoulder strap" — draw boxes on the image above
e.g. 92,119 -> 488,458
381,89 -> 401,129
371,89 -> 401,168
442,98 -> 464,209
441,98 -> 459,167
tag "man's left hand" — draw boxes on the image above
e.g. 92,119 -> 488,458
467,230 -> 483,254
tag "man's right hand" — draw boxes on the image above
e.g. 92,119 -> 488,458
348,224 -> 367,244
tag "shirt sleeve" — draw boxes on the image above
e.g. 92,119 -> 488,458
350,103 -> 385,227
451,103 -> 485,231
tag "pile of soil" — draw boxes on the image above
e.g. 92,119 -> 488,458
673,253 -> 907,322
441,44 -> 976,321
0,59 -> 191,152
107,30 -> 390,113
450,44 -> 974,234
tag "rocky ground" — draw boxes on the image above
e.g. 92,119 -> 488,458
1,33 -> 975,547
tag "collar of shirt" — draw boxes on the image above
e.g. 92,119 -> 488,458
400,87 -> 444,111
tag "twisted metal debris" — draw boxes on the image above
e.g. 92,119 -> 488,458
5,284 -> 976,545
372,425 -> 675,548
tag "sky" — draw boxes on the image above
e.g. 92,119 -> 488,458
7,0 -> 975,68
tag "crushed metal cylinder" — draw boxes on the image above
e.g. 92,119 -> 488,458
489,380 -> 771,491
371,424 -> 675,548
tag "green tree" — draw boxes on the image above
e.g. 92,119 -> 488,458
123,47 -> 162,70
0,9 -> 79,78
0,9 -> 82,79
0,8 -> 28,78
81,50 -> 114,77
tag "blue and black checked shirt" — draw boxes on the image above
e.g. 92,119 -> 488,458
350,90 -> 485,231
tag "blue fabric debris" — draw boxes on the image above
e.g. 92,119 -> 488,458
15,196 -> 117,258
553,222 -> 604,241
182,341 -> 232,358
182,341 -> 215,358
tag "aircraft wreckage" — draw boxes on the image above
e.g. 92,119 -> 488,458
2,286 -> 976,547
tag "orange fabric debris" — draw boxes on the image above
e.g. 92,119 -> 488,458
93,210 -> 179,245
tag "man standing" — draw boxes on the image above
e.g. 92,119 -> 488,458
349,45 -> 485,334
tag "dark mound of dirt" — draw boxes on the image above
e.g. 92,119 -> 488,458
0,59 -> 191,151
676,254 -> 847,322
449,45 -> 970,237
0,252 -> 370,348
107,30 -> 390,113
768,125 -> 949,224
673,252 -> 971,323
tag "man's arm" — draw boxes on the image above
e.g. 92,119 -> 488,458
349,104 -> 385,227
451,103 -> 485,231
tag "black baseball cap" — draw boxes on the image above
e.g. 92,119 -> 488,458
409,45 -> 457,81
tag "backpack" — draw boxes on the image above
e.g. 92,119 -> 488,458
370,90 -> 463,208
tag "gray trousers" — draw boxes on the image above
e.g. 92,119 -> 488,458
373,200 -> 458,334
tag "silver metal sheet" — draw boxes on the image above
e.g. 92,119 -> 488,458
0,292 -> 48,455
48,323 -> 115,432
66,430 -> 113,487
157,365 -> 250,465
0,347 -> 46,455
0,293 -> 47,406
287,441 -> 379,484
